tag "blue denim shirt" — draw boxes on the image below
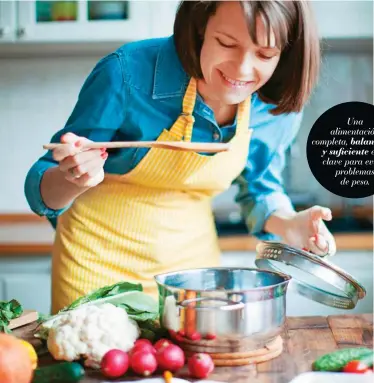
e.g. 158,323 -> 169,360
25,36 -> 302,240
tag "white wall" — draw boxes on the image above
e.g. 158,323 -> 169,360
1,56 -> 100,212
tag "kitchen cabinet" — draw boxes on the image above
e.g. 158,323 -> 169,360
0,0 -> 16,42
1,1 -> 371,53
2,0 -> 152,43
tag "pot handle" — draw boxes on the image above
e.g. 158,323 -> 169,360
177,296 -> 245,311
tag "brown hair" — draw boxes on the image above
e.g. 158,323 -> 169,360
173,1 -> 320,115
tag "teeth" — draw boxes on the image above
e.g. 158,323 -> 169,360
222,74 -> 249,86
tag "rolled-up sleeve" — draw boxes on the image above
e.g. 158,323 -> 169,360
234,110 -> 303,240
24,53 -> 126,219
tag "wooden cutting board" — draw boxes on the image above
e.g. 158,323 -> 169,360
8,310 -> 38,330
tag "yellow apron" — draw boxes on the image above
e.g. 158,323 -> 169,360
51,78 -> 252,313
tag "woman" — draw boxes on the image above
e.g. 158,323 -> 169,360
25,1 -> 336,314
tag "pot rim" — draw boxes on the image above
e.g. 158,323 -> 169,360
154,266 -> 292,294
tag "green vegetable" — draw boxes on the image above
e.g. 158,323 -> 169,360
61,281 -> 142,311
312,348 -> 374,372
117,290 -> 158,321
32,362 -> 85,383
0,299 -> 23,333
138,319 -> 168,342
36,281 -> 159,340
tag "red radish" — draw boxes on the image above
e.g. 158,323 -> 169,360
135,339 -> 153,348
168,330 -> 177,338
154,338 -> 173,352
177,330 -> 186,337
130,350 -> 158,376
175,334 -> 185,343
205,333 -> 216,340
101,349 -> 129,378
188,353 -> 214,378
156,344 -> 185,372
130,343 -> 156,357
187,331 -> 201,341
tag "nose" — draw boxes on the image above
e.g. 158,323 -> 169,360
236,51 -> 255,78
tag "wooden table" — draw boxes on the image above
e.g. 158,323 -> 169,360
15,314 -> 373,383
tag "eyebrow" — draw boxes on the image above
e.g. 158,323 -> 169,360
216,30 -> 280,53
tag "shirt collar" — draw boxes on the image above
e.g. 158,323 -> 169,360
152,36 -> 190,100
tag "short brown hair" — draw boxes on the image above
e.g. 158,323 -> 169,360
173,1 -> 320,115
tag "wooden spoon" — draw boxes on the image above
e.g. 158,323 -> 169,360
43,141 -> 230,153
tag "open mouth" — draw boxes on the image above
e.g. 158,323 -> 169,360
219,71 -> 254,88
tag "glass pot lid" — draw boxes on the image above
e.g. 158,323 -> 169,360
255,241 -> 366,309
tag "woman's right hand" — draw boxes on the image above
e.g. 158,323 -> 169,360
52,132 -> 108,188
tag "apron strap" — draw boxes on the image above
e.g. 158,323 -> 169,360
169,77 -> 197,142
236,97 -> 251,136
169,77 -> 251,141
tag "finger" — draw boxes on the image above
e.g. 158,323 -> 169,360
308,236 -> 327,256
310,205 -> 332,221
314,233 -> 328,251
60,133 -> 92,154
68,168 -> 104,188
59,149 -> 104,172
53,143 -> 81,162
328,237 -> 337,256
65,156 -> 106,180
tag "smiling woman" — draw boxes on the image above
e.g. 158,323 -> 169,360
174,1 -> 319,119
24,1 -> 335,314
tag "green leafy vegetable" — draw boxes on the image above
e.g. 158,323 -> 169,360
116,290 -> 158,322
35,281 -> 159,340
61,281 -> 143,312
0,299 -> 23,333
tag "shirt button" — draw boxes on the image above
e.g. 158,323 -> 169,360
213,132 -> 220,141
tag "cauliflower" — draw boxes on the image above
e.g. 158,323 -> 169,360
47,303 -> 139,369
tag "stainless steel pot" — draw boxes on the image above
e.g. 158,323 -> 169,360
154,267 -> 290,350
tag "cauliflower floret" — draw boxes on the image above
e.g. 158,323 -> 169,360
47,303 -> 139,369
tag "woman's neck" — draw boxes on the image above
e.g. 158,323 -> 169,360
197,80 -> 237,126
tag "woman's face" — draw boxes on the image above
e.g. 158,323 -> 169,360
199,1 -> 281,105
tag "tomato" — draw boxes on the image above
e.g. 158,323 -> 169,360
156,344 -> 185,372
343,360 -> 370,373
188,353 -> 214,379
154,338 -> 173,352
101,349 -> 129,378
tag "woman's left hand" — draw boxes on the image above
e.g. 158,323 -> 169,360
282,205 -> 337,257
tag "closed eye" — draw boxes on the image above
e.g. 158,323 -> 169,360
258,52 -> 276,60
216,38 -> 236,49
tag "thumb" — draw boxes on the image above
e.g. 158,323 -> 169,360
309,205 -> 332,221
61,132 -> 80,144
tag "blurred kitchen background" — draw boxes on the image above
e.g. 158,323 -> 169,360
0,1 -> 373,316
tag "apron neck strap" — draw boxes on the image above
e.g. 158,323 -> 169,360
170,77 -> 251,141
236,96 -> 251,135
169,77 -> 197,142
